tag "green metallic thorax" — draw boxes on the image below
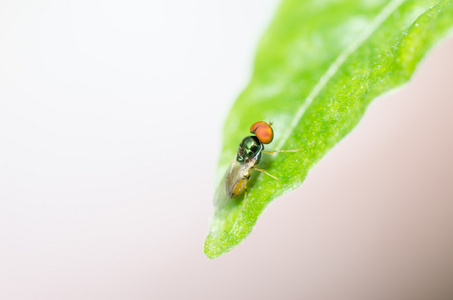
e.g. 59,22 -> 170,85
236,136 -> 263,163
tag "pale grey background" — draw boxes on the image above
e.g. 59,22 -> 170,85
0,0 -> 452,299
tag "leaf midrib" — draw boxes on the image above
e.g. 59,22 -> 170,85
273,0 -> 405,152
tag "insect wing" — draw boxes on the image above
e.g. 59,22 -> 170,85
214,159 -> 250,209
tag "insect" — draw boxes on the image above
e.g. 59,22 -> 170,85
214,121 -> 299,209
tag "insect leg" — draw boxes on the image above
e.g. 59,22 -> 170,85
242,187 -> 248,210
254,166 -> 279,180
263,149 -> 300,154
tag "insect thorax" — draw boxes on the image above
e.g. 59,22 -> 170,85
236,136 -> 263,163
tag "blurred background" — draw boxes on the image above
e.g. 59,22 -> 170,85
0,0 -> 452,299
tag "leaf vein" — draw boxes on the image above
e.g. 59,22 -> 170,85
275,0 -> 405,151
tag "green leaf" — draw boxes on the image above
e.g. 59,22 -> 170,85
205,0 -> 453,259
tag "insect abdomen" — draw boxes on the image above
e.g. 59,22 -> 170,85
227,178 -> 247,198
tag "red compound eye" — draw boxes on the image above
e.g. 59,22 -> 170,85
250,121 -> 274,144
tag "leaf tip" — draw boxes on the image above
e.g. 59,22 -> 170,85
203,236 -> 224,259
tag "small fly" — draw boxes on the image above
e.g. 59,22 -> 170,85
214,121 -> 299,209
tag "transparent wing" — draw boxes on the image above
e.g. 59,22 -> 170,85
213,159 -> 254,209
